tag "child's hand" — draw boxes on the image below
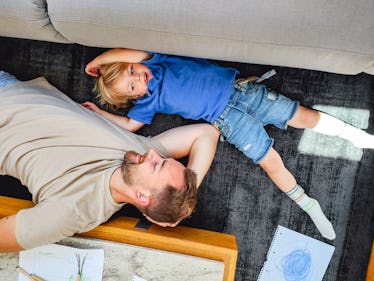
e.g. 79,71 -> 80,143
85,61 -> 101,77
81,101 -> 102,113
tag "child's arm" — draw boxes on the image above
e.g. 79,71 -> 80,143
81,102 -> 145,132
154,123 -> 220,187
85,48 -> 152,77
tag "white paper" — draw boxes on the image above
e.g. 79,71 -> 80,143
257,225 -> 335,281
19,243 -> 104,281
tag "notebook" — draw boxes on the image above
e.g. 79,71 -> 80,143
257,225 -> 335,281
19,243 -> 104,281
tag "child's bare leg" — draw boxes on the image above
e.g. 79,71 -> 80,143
259,148 -> 336,240
287,105 -> 320,129
258,147 -> 296,192
288,105 -> 374,148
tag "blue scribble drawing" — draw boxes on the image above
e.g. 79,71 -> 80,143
280,249 -> 311,281
258,226 -> 334,281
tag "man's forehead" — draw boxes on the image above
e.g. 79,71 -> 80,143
165,159 -> 186,190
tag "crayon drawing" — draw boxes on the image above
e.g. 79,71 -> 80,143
257,225 -> 334,281
280,248 -> 311,281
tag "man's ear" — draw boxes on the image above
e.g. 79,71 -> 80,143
136,191 -> 150,206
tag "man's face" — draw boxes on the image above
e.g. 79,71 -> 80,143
122,149 -> 186,194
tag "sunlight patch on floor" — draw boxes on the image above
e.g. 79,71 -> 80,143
297,105 -> 370,161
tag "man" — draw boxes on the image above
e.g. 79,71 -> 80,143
0,71 -> 219,252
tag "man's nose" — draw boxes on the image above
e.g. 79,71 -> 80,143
147,149 -> 162,162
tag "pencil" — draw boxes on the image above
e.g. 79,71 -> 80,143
17,266 -> 45,281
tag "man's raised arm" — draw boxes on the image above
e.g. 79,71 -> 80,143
154,123 -> 220,187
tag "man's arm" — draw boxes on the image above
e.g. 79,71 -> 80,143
154,123 -> 220,187
0,214 -> 24,252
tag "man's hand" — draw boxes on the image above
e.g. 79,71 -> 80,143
144,214 -> 180,227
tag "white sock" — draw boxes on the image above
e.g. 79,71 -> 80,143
297,195 -> 336,240
286,184 -> 336,240
313,112 -> 374,149
339,124 -> 374,149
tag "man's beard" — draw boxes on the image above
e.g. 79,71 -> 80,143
121,151 -> 142,186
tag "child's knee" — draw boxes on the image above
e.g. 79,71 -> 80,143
259,148 -> 285,172
289,106 -> 320,128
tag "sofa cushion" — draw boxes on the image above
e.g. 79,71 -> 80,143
47,0 -> 374,75
0,0 -> 69,43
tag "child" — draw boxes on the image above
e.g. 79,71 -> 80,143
83,48 -> 374,240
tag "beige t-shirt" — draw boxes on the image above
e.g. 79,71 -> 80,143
0,77 -> 168,249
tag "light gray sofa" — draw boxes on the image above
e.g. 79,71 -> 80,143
1,0 -> 373,75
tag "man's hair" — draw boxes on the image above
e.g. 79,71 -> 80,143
141,168 -> 198,223
93,62 -> 131,110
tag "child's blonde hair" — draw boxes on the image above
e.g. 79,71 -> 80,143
94,62 -> 131,110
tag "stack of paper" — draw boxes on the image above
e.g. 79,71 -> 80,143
19,243 -> 104,281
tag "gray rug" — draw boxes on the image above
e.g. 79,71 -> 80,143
0,37 -> 373,281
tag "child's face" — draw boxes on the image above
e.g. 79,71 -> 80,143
113,63 -> 153,99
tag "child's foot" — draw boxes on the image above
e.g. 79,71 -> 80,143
297,196 -> 336,240
340,125 -> 374,149
312,113 -> 374,149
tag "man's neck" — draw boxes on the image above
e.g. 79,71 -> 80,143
109,167 -> 132,204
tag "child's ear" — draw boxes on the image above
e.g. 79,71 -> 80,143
136,191 -> 150,206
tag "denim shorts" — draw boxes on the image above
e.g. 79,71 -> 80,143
0,71 -> 19,88
213,81 -> 299,164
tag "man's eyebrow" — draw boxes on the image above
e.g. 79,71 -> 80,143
153,159 -> 165,173
160,159 -> 167,170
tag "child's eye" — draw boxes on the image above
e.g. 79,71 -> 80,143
131,82 -> 135,91
130,65 -> 134,75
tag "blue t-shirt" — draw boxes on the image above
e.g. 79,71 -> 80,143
127,53 -> 238,124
